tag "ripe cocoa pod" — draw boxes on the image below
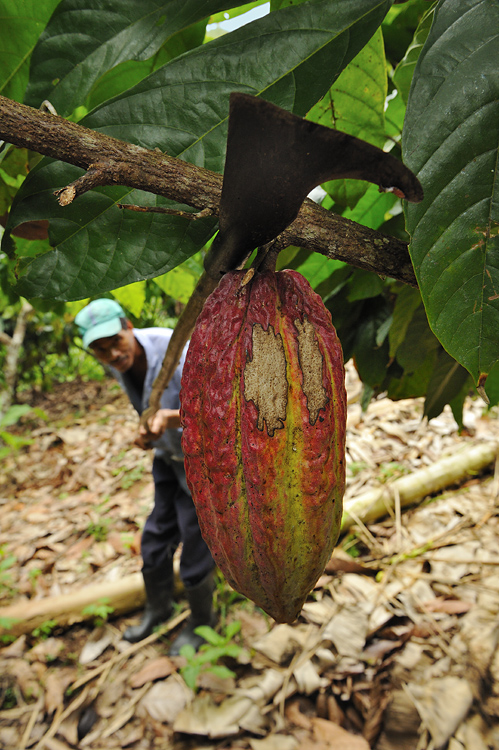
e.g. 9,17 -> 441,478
180,270 -> 346,623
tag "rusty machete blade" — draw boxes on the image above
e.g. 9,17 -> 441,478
206,92 -> 423,276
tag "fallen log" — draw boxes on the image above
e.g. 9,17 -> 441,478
341,441 -> 497,532
0,572 -> 146,638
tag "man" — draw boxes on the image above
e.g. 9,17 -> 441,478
75,298 -> 215,654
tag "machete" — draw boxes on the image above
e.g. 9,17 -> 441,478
205,92 -> 423,277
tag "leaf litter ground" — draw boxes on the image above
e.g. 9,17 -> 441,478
1,365 -> 499,750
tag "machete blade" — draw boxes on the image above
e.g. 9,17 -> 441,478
207,92 -> 423,275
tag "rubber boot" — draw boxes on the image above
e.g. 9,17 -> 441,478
169,570 -> 216,656
123,565 -> 173,643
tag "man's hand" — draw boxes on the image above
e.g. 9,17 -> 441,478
134,408 -> 181,449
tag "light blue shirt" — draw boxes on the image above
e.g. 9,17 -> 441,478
111,327 -> 188,462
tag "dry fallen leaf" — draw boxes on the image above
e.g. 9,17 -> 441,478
362,639 -> 403,663
311,717 -> 370,750
196,669 -> 236,693
250,734 -> 299,750
6,658 -> 42,699
44,671 -> 65,715
140,676 -> 193,724
79,627 -> 114,665
28,637 -> 65,663
285,699 -> 313,730
44,667 -> 77,716
324,550 -> 378,577
0,633 -> 27,658
129,656 -> 177,688
407,677 -> 474,748
418,597 -> 473,614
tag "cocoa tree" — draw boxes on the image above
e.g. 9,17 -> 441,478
0,0 -> 498,421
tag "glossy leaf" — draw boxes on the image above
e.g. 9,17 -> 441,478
347,270 -> 384,302
389,285 -> 422,358
0,0 -> 60,102
24,0 -> 239,117
384,90 -> 405,139
8,166 -> 217,300
387,353 -> 434,401
340,181 -> 398,231
448,378 -> 472,429
153,265 -> 198,304
294,254 -> 344,289
112,280 -> 146,318
307,27 -> 387,209
387,305 -> 440,399
393,4 -> 435,103
0,148 -> 30,215
403,0 -> 499,386
381,0 -> 429,66
85,21 -> 208,112
270,0 -> 307,9
423,348 -> 471,422
393,305 -> 439,373
8,0 -> 392,300
352,297 -> 392,388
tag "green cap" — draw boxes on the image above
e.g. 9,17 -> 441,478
75,299 -> 126,347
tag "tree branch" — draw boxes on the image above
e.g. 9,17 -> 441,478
0,95 -> 417,287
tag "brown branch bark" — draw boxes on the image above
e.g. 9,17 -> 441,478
0,95 -> 417,286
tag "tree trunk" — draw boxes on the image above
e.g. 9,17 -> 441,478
341,442 -> 497,532
0,573 -> 146,638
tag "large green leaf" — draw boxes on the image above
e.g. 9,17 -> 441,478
307,26 -> 387,209
7,174 -> 218,300
403,0 -> 499,387
294,254 -> 344,289
24,0 -> 240,117
339,181 -> 397,230
388,285 -> 421,358
0,148 -> 31,215
352,296 -> 392,389
0,0 -> 60,102
111,280 -> 146,318
84,22 -> 207,113
392,3 -> 435,103
423,348 -> 470,422
153,264 -> 198,304
381,0 -> 429,66
7,0 -> 393,300
387,303 -> 439,399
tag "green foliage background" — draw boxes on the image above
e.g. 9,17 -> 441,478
0,0 -> 498,424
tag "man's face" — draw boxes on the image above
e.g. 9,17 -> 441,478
90,327 -> 137,372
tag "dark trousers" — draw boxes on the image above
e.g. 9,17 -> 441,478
141,455 -> 214,587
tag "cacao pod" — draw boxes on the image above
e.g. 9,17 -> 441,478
180,270 -> 346,623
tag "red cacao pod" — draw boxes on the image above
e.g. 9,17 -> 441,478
180,270 -> 346,623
